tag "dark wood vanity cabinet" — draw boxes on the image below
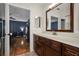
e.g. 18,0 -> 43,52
33,34 -> 61,56
33,34 -> 79,56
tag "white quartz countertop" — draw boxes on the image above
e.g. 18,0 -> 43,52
34,32 -> 79,48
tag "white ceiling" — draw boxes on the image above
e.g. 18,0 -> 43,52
9,5 -> 30,20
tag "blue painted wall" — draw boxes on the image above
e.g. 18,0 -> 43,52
10,20 -> 29,36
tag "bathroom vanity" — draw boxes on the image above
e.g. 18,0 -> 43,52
33,3 -> 78,56
33,32 -> 79,56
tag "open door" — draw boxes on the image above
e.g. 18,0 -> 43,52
0,3 -> 5,56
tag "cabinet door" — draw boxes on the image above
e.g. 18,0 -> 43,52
35,42 -> 44,56
33,34 -> 38,42
36,45 -> 44,56
45,46 -> 61,56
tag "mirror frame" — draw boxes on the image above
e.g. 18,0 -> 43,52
46,3 -> 74,32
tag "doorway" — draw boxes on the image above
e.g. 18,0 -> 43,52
9,5 -> 30,56
0,3 -> 5,56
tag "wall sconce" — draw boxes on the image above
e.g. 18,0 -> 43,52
35,16 -> 41,28
35,16 -> 38,19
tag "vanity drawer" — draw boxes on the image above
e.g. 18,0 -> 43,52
50,40 -> 61,52
62,44 -> 79,56
38,36 -> 51,46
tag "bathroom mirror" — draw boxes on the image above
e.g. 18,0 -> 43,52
46,3 -> 74,32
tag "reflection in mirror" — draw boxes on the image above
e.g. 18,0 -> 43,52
46,3 -> 74,32
47,16 -> 58,30
61,19 -> 65,30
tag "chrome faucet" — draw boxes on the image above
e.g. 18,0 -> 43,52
52,31 -> 57,35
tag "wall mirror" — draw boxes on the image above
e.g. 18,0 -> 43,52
46,3 -> 74,32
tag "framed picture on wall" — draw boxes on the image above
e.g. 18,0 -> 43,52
35,16 -> 41,28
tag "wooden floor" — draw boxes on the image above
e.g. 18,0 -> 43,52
10,46 -> 30,56
18,51 -> 37,56
10,36 -> 30,56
